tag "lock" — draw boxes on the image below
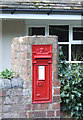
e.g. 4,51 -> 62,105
37,81 -> 43,87
32,45 -> 52,103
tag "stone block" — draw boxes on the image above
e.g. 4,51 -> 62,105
2,112 -> 19,118
5,89 -> 11,96
53,80 -> 61,87
17,78 -> 23,88
17,52 -> 20,58
11,104 -> 28,112
13,59 -> 20,65
2,105 -> 11,113
22,52 -> 28,59
12,88 -> 23,96
54,88 -> 60,95
12,96 -> 22,104
56,109 -> 60,116
24,96 -> 31,103
27,74 -> 31,81
0,90 -> 6,97
27,104 -> 31,110
4,97 -> 12,104
53,72 -> 58,80
53,52 -> 58,59
22,74 -> 28,81
47,111 -> 54,117
23,81 -> 29,89
20,59 -> 27,66
52,103 -> 60,109
22,67 -> 28,74
53,96 -> 60,102
0,98 -> 2,105
2,113 -> 12,118
11,78 -> 18,88
40,104 -> 49,110
27,45 -> 31,53
53,44 -> 58,52
29,111 -> 46,118
23,89 -> 29,96
0,105 -> 2,112
53,59 -> 58,66
20,44 -> 26,51
19,111 -> 27,118
32,104 -> 49,110
0,113 -> 2,119
0,79 -> 4,89
3,79 -> 11,89
32,104 -> 41,110
27,52 -> 31,59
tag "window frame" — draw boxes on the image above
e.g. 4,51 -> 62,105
70,25 -> 83,63
72,26 -> 83,42
27,23 -> 83,64
27,24 -> 49,36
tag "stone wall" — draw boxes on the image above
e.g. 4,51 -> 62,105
0,78 -> 30,118
0,88 -> 30,118
0,36 -> 60,119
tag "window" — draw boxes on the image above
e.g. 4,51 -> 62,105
72,27 -> 83,63
49,25 -> 69,42
59,44 -> 69,61
28,27 -> 45,36
28,25 -> 83,64
49,25 -> 69,61
49,25 -> 83,63
73,27 -> 83,40
71,45 -> 83,61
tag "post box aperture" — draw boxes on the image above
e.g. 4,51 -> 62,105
32,45 -> 52,103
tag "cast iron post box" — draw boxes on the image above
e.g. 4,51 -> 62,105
32,45 -> 52,103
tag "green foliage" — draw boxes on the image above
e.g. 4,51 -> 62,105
58,46 -> 83,119
0,69 -> 14,79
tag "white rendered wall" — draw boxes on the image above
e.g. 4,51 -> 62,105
1,19 -> 82,71
2,20 -> 25,71
0,19 -> 2,72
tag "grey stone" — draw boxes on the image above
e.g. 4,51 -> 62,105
23,89 -> 29,96
2,105 -> 11,112
2,113 -> 18,118
3,79 -> 11,89
11,78 -> 18,88
0,113 -> 2,120
12,96 -> 21,104
6,89 -> 11,96
0,105 -> 2,112
0,79 -> 4,89
17,78 -> 23,88
4,97 -> 12,104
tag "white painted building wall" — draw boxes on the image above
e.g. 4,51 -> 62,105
0,17 -> 82,72
1,20 -> 25,71
0,19 -> 2,72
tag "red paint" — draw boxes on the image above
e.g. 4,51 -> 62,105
32,45 -> 52,103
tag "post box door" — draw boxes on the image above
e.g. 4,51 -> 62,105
35,63 -> 49,101
33,60 -> 52,103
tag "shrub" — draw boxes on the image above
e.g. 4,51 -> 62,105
0,69 -> 14,79
58,46 -> 83,119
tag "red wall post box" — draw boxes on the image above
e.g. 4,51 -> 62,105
32,45 -> 52,103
